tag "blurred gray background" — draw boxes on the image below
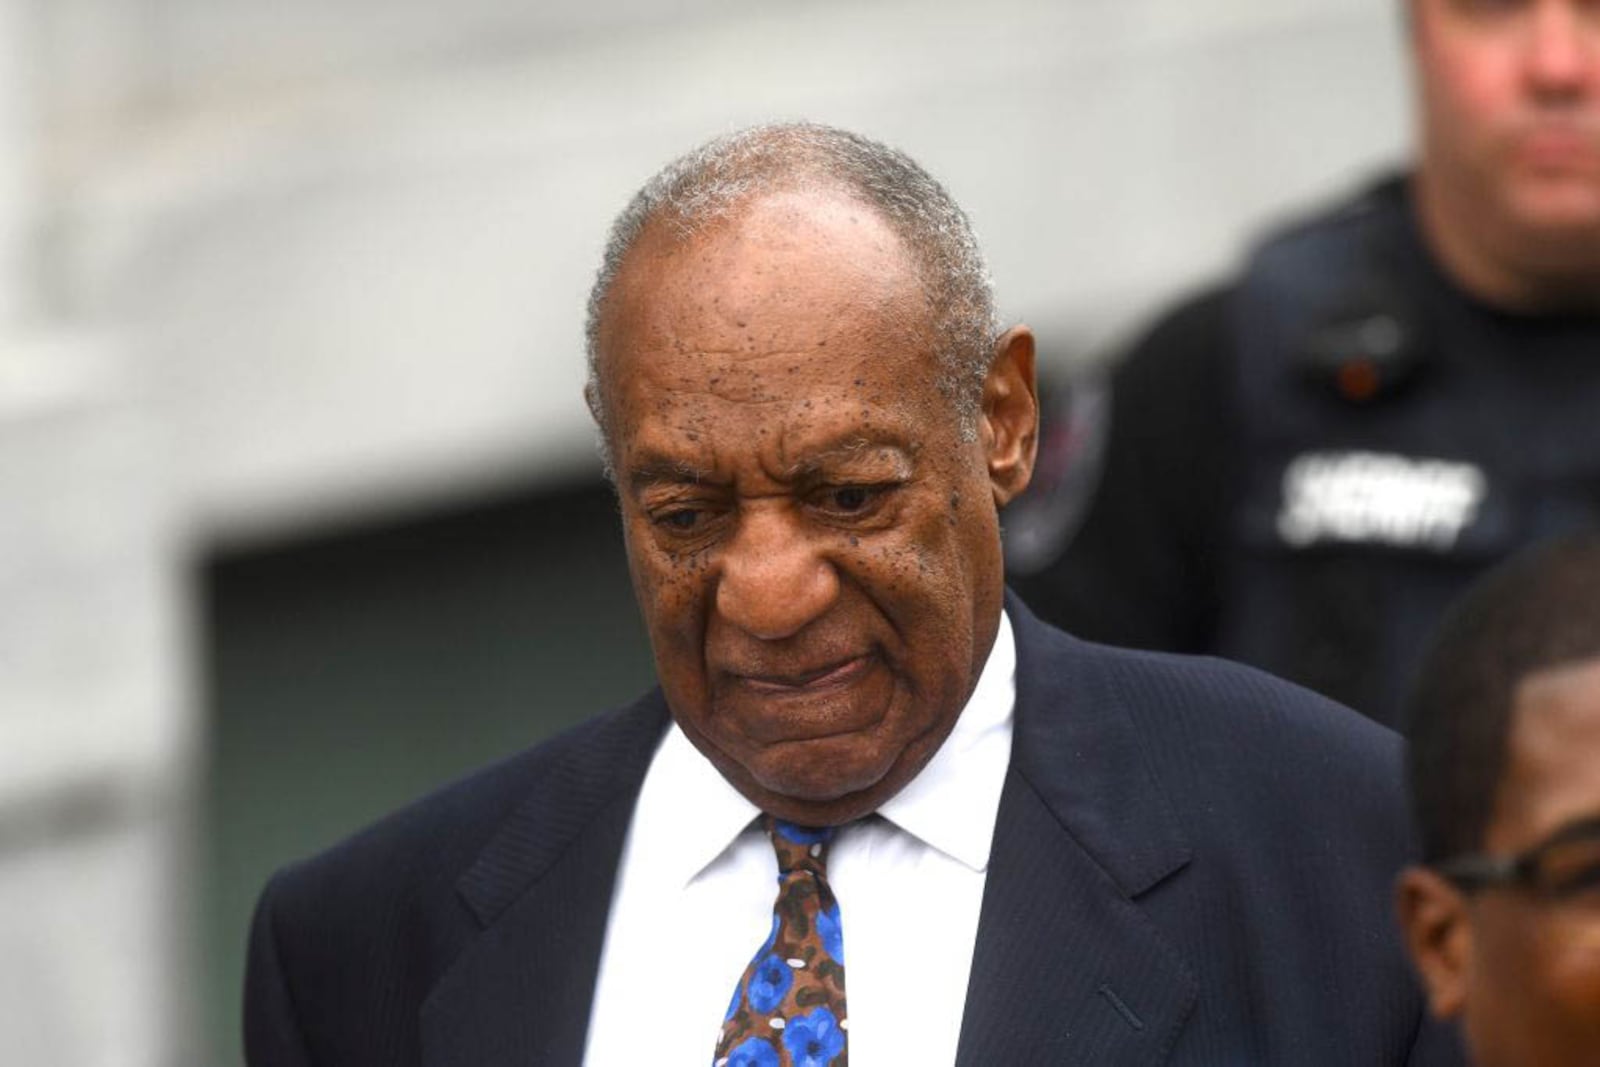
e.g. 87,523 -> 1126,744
0,0 -> 1409,1063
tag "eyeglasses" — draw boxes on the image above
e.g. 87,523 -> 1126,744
1435,814 -> 1600,899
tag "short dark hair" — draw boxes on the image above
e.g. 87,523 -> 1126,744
1406,532 -> 1600,863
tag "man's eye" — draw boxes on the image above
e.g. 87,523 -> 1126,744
831,487 -> 873,512
815,485 -> 889,517
656,508 -> 703,531
1540,839 -> 1600,899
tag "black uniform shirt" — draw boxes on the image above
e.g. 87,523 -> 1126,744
1009,177 -> 1600,726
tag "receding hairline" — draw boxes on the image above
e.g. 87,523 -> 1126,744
583,122 -> 1000,476
614,166 -> 923,250
591,181 -> 933,368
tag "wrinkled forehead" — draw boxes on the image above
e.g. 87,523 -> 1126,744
595,189 -> 931,371
592,193 -> 963,479
638,178 -> 913,272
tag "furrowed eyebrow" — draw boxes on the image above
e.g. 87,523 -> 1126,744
625,435 -> 914,493
626,457 -> 715,494
781,437 -> 915,481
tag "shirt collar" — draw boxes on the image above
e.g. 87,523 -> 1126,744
875,610 -> 1015,872
646,610 -> 1018,885
645,725 -> 762,890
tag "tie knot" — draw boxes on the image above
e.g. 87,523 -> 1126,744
763,815 -> 834,876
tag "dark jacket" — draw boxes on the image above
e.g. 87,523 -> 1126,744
245,596 -> 1461,1065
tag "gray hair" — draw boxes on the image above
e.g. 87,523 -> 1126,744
583,121 -> 999,466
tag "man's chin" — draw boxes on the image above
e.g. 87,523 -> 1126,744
1507,182 -> 1600,239
737,745 -> 908,825
753,747 -> 891,803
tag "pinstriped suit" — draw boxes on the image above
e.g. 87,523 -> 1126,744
245,595 -> 1463,1065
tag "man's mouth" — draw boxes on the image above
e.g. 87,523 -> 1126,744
1515,123 -> 1600,171
717,652 -> 890,743
736,654 -> 874,692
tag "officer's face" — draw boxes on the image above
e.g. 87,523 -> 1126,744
591,188 -> 1037,827
1413,0 -> 1600,246
1398,655 -> 1600,1067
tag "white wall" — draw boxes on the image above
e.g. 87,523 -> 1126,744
49,0 -> 1411,539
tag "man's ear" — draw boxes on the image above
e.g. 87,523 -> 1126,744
1395,865 -> 1472,1020
982,325 -> 1039,507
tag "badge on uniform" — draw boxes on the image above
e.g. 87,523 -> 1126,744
1276,450 -> 1488,552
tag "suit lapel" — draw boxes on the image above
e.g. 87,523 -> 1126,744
420,695 -> 669,1067
416,603 -> 1197,1064
955,769 -> 1196,1064
955,598 -> 1197,1064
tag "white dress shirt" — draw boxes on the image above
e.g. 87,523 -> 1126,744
583,613 -> 1016,1065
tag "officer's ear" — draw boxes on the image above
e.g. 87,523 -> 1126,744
1395,865 -> 1472,1020
982,325 -> 1038,507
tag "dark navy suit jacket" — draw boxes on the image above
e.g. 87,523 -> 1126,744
245,596 -> 1464,1065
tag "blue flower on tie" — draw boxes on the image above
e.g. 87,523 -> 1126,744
772,821 -> 833,846
815,900 -> 844,964
726,1035 -> 781,1067
782,1005 -> 845,1066
747,953 -> 793,1014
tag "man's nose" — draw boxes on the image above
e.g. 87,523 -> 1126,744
1524,1 -> 1594,95
715,507 -> 839,641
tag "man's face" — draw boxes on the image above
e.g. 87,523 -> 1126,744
592,188 -> 1035,826
1458,658 -> 1600,1065
1413,0 -> 1600,247
1400,655 -> 1600,1067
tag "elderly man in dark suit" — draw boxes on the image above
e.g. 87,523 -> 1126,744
245,122 -> 1461,1066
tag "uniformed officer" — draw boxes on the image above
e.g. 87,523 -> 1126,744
1008,0 -> 1600,728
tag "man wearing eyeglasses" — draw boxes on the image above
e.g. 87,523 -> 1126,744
1398,533 -> 1600,1066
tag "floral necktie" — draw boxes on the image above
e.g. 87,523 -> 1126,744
713,816 -> 848,1067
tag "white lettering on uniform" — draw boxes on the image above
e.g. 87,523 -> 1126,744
1276,451 -> 1487,551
